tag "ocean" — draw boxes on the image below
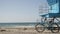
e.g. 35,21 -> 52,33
0,22 -> 60,28
0,22 -> 38,28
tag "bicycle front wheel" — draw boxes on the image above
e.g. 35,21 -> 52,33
35,24 -> 45,33
51,23 -> 59,33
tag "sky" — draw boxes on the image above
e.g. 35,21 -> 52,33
0,0 -> 48,22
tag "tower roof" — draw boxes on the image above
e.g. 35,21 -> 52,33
47,0 -> 59,6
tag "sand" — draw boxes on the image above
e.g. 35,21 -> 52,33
0,27 -> 60,34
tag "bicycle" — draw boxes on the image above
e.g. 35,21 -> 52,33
35,17 -> 59,33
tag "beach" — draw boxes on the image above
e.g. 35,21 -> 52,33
0,27 -> 60,34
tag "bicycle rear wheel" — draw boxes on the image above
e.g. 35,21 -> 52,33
35,23 -> 45,33
51,23 -> 59,33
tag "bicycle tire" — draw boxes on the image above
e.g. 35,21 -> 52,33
51,23 -> 59,33
35,23 -> 45,33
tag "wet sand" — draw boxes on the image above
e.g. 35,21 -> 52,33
0,27 -> 60,34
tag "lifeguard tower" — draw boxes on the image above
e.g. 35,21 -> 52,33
47,0 -> 60,17
35,0 -> 60,33
40,0 -> 60,22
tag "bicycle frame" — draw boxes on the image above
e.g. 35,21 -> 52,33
41,17 -> 60,29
